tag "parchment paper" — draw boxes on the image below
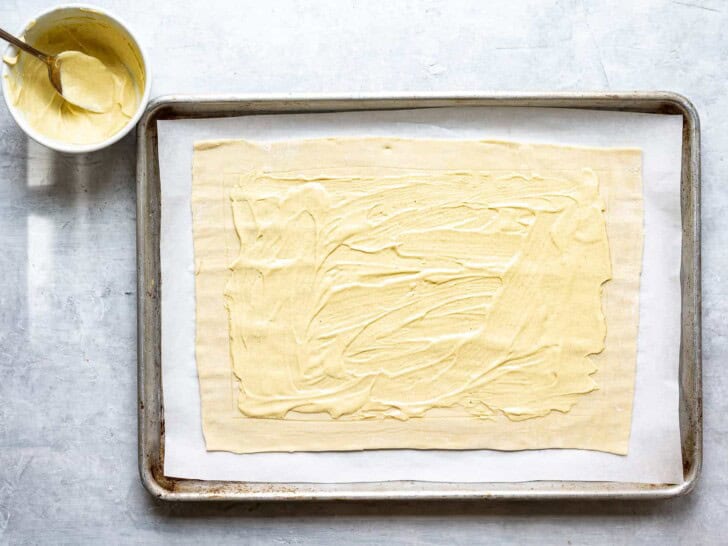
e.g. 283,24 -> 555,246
158,106 -> 683,484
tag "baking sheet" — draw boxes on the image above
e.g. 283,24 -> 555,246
158,106 -> 684,484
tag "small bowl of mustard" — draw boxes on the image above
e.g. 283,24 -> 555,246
2,4 -> 151,153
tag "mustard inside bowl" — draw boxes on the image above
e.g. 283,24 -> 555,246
2,7 -> 147,149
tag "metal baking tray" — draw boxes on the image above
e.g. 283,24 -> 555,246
136,93 -> 701,501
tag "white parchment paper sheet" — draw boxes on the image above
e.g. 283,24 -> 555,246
158,107 -> 683,484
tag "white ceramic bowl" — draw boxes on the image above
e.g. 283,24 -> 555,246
1,4 -> 151,153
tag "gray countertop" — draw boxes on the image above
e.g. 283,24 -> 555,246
0,0 -> 725,544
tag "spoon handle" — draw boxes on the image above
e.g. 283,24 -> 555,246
0,27 -> 52,63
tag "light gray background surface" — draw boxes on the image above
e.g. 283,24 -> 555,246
0,0 -> 724,544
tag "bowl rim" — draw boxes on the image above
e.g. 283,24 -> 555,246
1,3 -> 152,154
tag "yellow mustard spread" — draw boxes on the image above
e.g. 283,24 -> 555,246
3,17 -> 143,145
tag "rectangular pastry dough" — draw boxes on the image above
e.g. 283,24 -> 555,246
191,137 -> 642,454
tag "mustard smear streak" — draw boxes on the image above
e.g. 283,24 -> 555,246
224,168 -> 612,421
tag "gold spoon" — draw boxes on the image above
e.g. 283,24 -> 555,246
0,26 -> 67,98
0,25 -> 115,114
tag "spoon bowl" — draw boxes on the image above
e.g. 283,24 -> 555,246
55,50 -> 117,113
47,54 -> 64,96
